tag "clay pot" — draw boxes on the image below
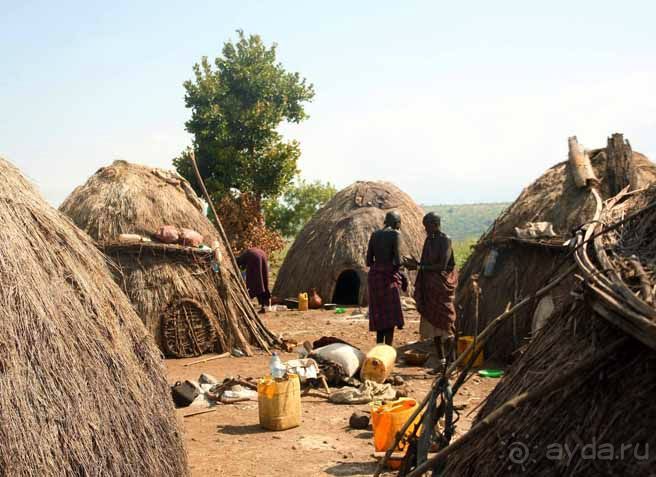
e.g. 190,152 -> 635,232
308,288 -> 323,309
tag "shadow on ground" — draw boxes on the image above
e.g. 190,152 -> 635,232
323,461 -> 379,476
216,424 -> 268,435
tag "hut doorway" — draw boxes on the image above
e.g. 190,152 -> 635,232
333,270 -> 360,305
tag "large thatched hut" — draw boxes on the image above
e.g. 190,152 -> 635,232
273,181 -> 425,306
0,157 -> 188,475
444,183 -> 656,476
456,133 -> 656,361
60,160 -> 278,358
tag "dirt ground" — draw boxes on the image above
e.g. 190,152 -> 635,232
166,309 -> 501,477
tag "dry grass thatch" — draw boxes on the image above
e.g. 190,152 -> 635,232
445,185 -> 656,476
456,134 -> 656,360
273,181 -> 425,306
0,157 -> 188,475
60,160 -> 278,357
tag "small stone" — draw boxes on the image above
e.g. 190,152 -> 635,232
392,375 -> 405,386
291,445 -> 297,450
272,435 -> 282,440
349,411 -> 370,430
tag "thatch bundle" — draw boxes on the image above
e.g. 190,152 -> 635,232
273,181 -> 425,306
457,133 -> 656,360
444,185 -> 656,476
60,160 -> 278,357
0,157 -> 188,475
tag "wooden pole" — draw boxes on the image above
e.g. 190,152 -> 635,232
183,352 -> 231,367
183,408 -> 217,418
188,151 -> 254,307
188,151 -> 279,352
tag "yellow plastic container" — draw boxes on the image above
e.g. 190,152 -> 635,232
361,344 -> 397,383
298,292 -> 309,312
457,336 -> 484,367
257,374 -> 301,431
371,398 -> 421,469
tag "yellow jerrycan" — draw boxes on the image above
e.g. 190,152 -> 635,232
371,398 -> 421,469
298,292 -> 309,312
257,374 -> 301,431
361,344 -> 397,383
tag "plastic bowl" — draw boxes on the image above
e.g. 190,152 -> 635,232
403,350 -> 430,366
478,369 -> 504,378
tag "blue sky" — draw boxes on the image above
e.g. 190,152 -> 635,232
2,0 -> 655,206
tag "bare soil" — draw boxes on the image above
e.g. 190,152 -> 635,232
166,309 -> 500,477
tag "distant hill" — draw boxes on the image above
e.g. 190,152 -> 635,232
422,202 -> 510,241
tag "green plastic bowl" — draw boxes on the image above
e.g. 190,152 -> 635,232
478,369 -> 504,378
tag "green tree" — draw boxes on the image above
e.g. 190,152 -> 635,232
174,30 -> 315,210
263,179 -> 336,237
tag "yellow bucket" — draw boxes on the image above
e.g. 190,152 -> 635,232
371,398 -> 421,469
257,374 -> 301,431
361,344 -> 397,383
298,292 -> 309,312
457,336 -> 484,368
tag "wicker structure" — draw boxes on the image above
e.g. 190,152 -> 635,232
60,160 -> 278,357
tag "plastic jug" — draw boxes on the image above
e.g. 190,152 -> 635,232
482,248 -> 499,277
298,292 -> 309,312
361,344 -> 397,383
371,398 -> 421,468
258,374 -> 301,431
457,336 -> 484,367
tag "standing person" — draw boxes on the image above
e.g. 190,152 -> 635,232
366,211 -> 408,346
405,212 -> 458,372
236,247 -> 271,313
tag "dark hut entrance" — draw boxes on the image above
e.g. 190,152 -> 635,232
333,270 -> 360,305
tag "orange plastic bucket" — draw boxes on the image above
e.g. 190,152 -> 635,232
371,398 -> 421,469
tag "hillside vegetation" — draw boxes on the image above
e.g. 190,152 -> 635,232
422,203 -> 510,241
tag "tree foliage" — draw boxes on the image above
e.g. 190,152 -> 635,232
174,30 -> 315,206
263,179 -> 337,237
215,193 -> 285,256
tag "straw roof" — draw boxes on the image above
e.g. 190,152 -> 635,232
0,157 -> 188,475
445,184 -> 656,476
59,160 -> 216,243
273,181 -> 425,306
60,160 -> 278,357
457,134 -> 656,360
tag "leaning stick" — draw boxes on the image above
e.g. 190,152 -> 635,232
405,337 -> 627,477
374,262 -> 578,476
189,152 -> 262,322
183,352 -> 231,367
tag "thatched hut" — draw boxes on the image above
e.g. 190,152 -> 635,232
60,160 -> 278,358
456,133 -> 656,361
0,157 -> 188,475
444,184 -> 656,476
273,181 -> 425,306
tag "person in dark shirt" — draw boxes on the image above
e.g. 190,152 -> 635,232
366,211 -> 408,345
405,212 -> 458,372
236,247 -> 271,313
